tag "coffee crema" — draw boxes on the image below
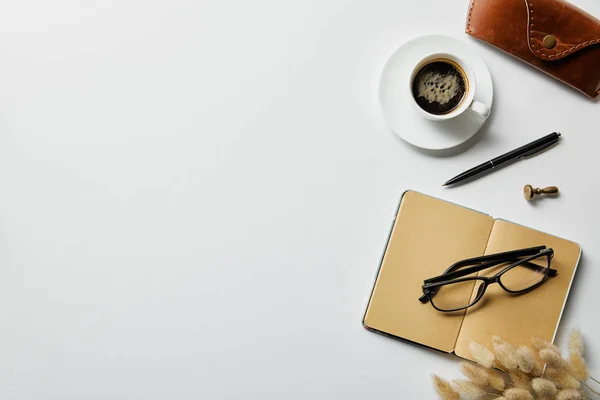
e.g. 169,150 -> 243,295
411,59 -> 468,115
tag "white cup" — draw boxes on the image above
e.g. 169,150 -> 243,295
409,53 -> 490,121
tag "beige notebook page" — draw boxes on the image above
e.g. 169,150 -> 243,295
454,219 -> 581,359
363,191 -> 494,352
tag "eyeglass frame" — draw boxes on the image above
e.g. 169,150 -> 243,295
419,246 -> 557,312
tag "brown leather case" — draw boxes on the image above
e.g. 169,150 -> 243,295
466,0 -> 600,99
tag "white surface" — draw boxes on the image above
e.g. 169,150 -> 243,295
0,1 -> 599,399
381,35 -> 493,149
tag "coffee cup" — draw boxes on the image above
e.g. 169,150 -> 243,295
409,53 -> 490,121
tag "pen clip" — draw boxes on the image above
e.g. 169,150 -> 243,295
520,140 -> 559,159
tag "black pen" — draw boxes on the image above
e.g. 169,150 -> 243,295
443,132 -> 562,187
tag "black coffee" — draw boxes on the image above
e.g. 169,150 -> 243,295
411,60 -> 467,115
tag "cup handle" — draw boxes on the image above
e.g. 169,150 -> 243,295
469,100 -> 490,119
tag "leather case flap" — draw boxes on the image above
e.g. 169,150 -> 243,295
527,0 -> 600,60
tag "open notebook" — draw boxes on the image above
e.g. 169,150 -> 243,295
362,191 -> 581,361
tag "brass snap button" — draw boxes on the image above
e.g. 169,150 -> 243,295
543,35 -> 557,49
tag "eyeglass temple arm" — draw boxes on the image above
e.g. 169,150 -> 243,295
423,246 -> 548,284
419,258 -> 556,303
425,259 -> 557,285
419,246 -> 549,304
437,246 -> 547,277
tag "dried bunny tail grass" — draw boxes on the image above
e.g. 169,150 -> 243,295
503,387 -> 534,400
531,378 -> 558,398
486,368 -> 506,391
469,341 -> 495,368
493,336 -> 519,370
460,362 -> 489,387
509,370 -> 531,390
568,329 -> 584,356
539,348 -> 566,369
531,337 -> 561,354
531,358 -> 544,376
546,368 -> 581,389
515,346 -> 534,373
452,379 -> 487,399
492,335 -> 506,348
432,375 -> 460,400
556,388 -> 584,400
567,350 -> 589,380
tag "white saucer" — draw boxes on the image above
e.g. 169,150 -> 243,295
379,35 -> 493,150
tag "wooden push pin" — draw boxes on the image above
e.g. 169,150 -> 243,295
524,185 -> 559,201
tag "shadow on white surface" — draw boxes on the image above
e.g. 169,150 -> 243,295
525,191 -> 561,207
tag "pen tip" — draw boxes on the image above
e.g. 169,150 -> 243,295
442,184 -> 447,187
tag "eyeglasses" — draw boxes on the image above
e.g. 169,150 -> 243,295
419,246 -> 556,312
